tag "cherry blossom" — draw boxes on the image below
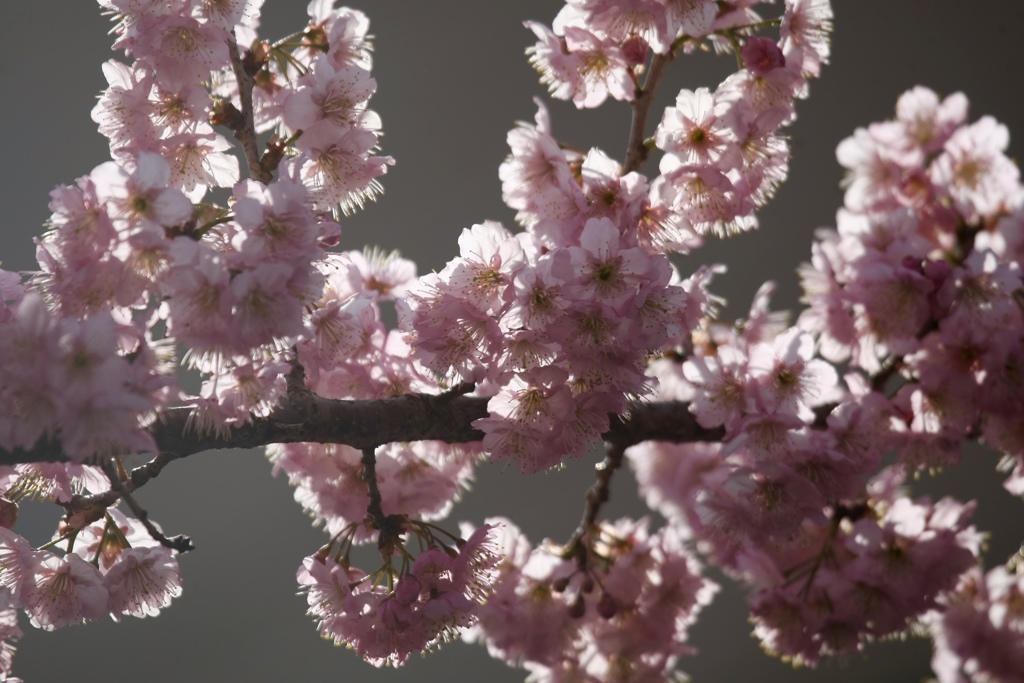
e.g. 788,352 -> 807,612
23,554 -> 108,632
7,1 -> 1024,681
104,547 -> 182,621
296,524 -> 500,666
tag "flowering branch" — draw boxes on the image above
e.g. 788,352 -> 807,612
10,1 -> 1024,679
0,394 -> 724,467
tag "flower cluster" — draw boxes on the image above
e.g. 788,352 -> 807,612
0,509 -> 182,634
1,2 -> 397,673
95,0 -> 390,211
799,86 -> 1024,485
748,472 -> 980,664
6,0 -> 397,444
929,561 -> 1024,682
627,85 -> 1024,673
0,287 -> 174,462
297,523 -> 500,666
630,437 -> 981,664
406,216 -> 702,473
399,0 -> 832,475
269,246 -> 488,540
296,247 -> 427,401
268,440 -> 481,542
465,517 -> 717,681
527,0 -> 833,237
0,460 -> 181,681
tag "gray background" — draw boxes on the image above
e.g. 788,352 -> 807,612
2,1 -> 1022,681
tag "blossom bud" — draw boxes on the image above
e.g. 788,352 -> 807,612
621,35 -> 649,66
304,26 -> 329,52
740,36 -> 785,76
210,98 -> 245,130
596,591 -> 618,619
567,594 -> 586,619
243,41 -> 271,76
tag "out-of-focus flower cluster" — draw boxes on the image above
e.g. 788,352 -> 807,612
464,518 -> 717,682
0,280 -> 175,462
929,561 -> 1024,682
801,86 -> 1024,488
627,84 -> 1024,676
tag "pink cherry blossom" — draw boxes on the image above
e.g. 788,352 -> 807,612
779,0 -> 833,77
303,3 -> 373,70
656,87 -> 741,169
283,54 -> 377,134
747,327 -> 839,421
24,553 -> 108,632
930,116 -> 1020,222
104,546 -> 183,621
683,344 -> 751,430
293,125 -> 393,215
160,127 -> 239,201
526,22 -> 632,109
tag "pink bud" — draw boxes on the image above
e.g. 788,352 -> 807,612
567,594 -> 586,619
621,35 -> 649,66
741,36 -> 785,76
596,591 -> 618,619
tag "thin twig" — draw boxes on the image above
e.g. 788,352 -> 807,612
99,458 -> 194,553
227,33 -> 272,184
360,447 -> 405,558
623,53 -> 672,174
66,452 -> 179,512
563,439 -> 627,567
360,447 -> 388,532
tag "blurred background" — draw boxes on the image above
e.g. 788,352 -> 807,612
1,1 -> 1022,681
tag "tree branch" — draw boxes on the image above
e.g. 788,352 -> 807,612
563,439 -> 627,567
227,33 -> 272,184
623,53 -> 672,175
359,446 -> 406,557
0,392 -> 724,467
